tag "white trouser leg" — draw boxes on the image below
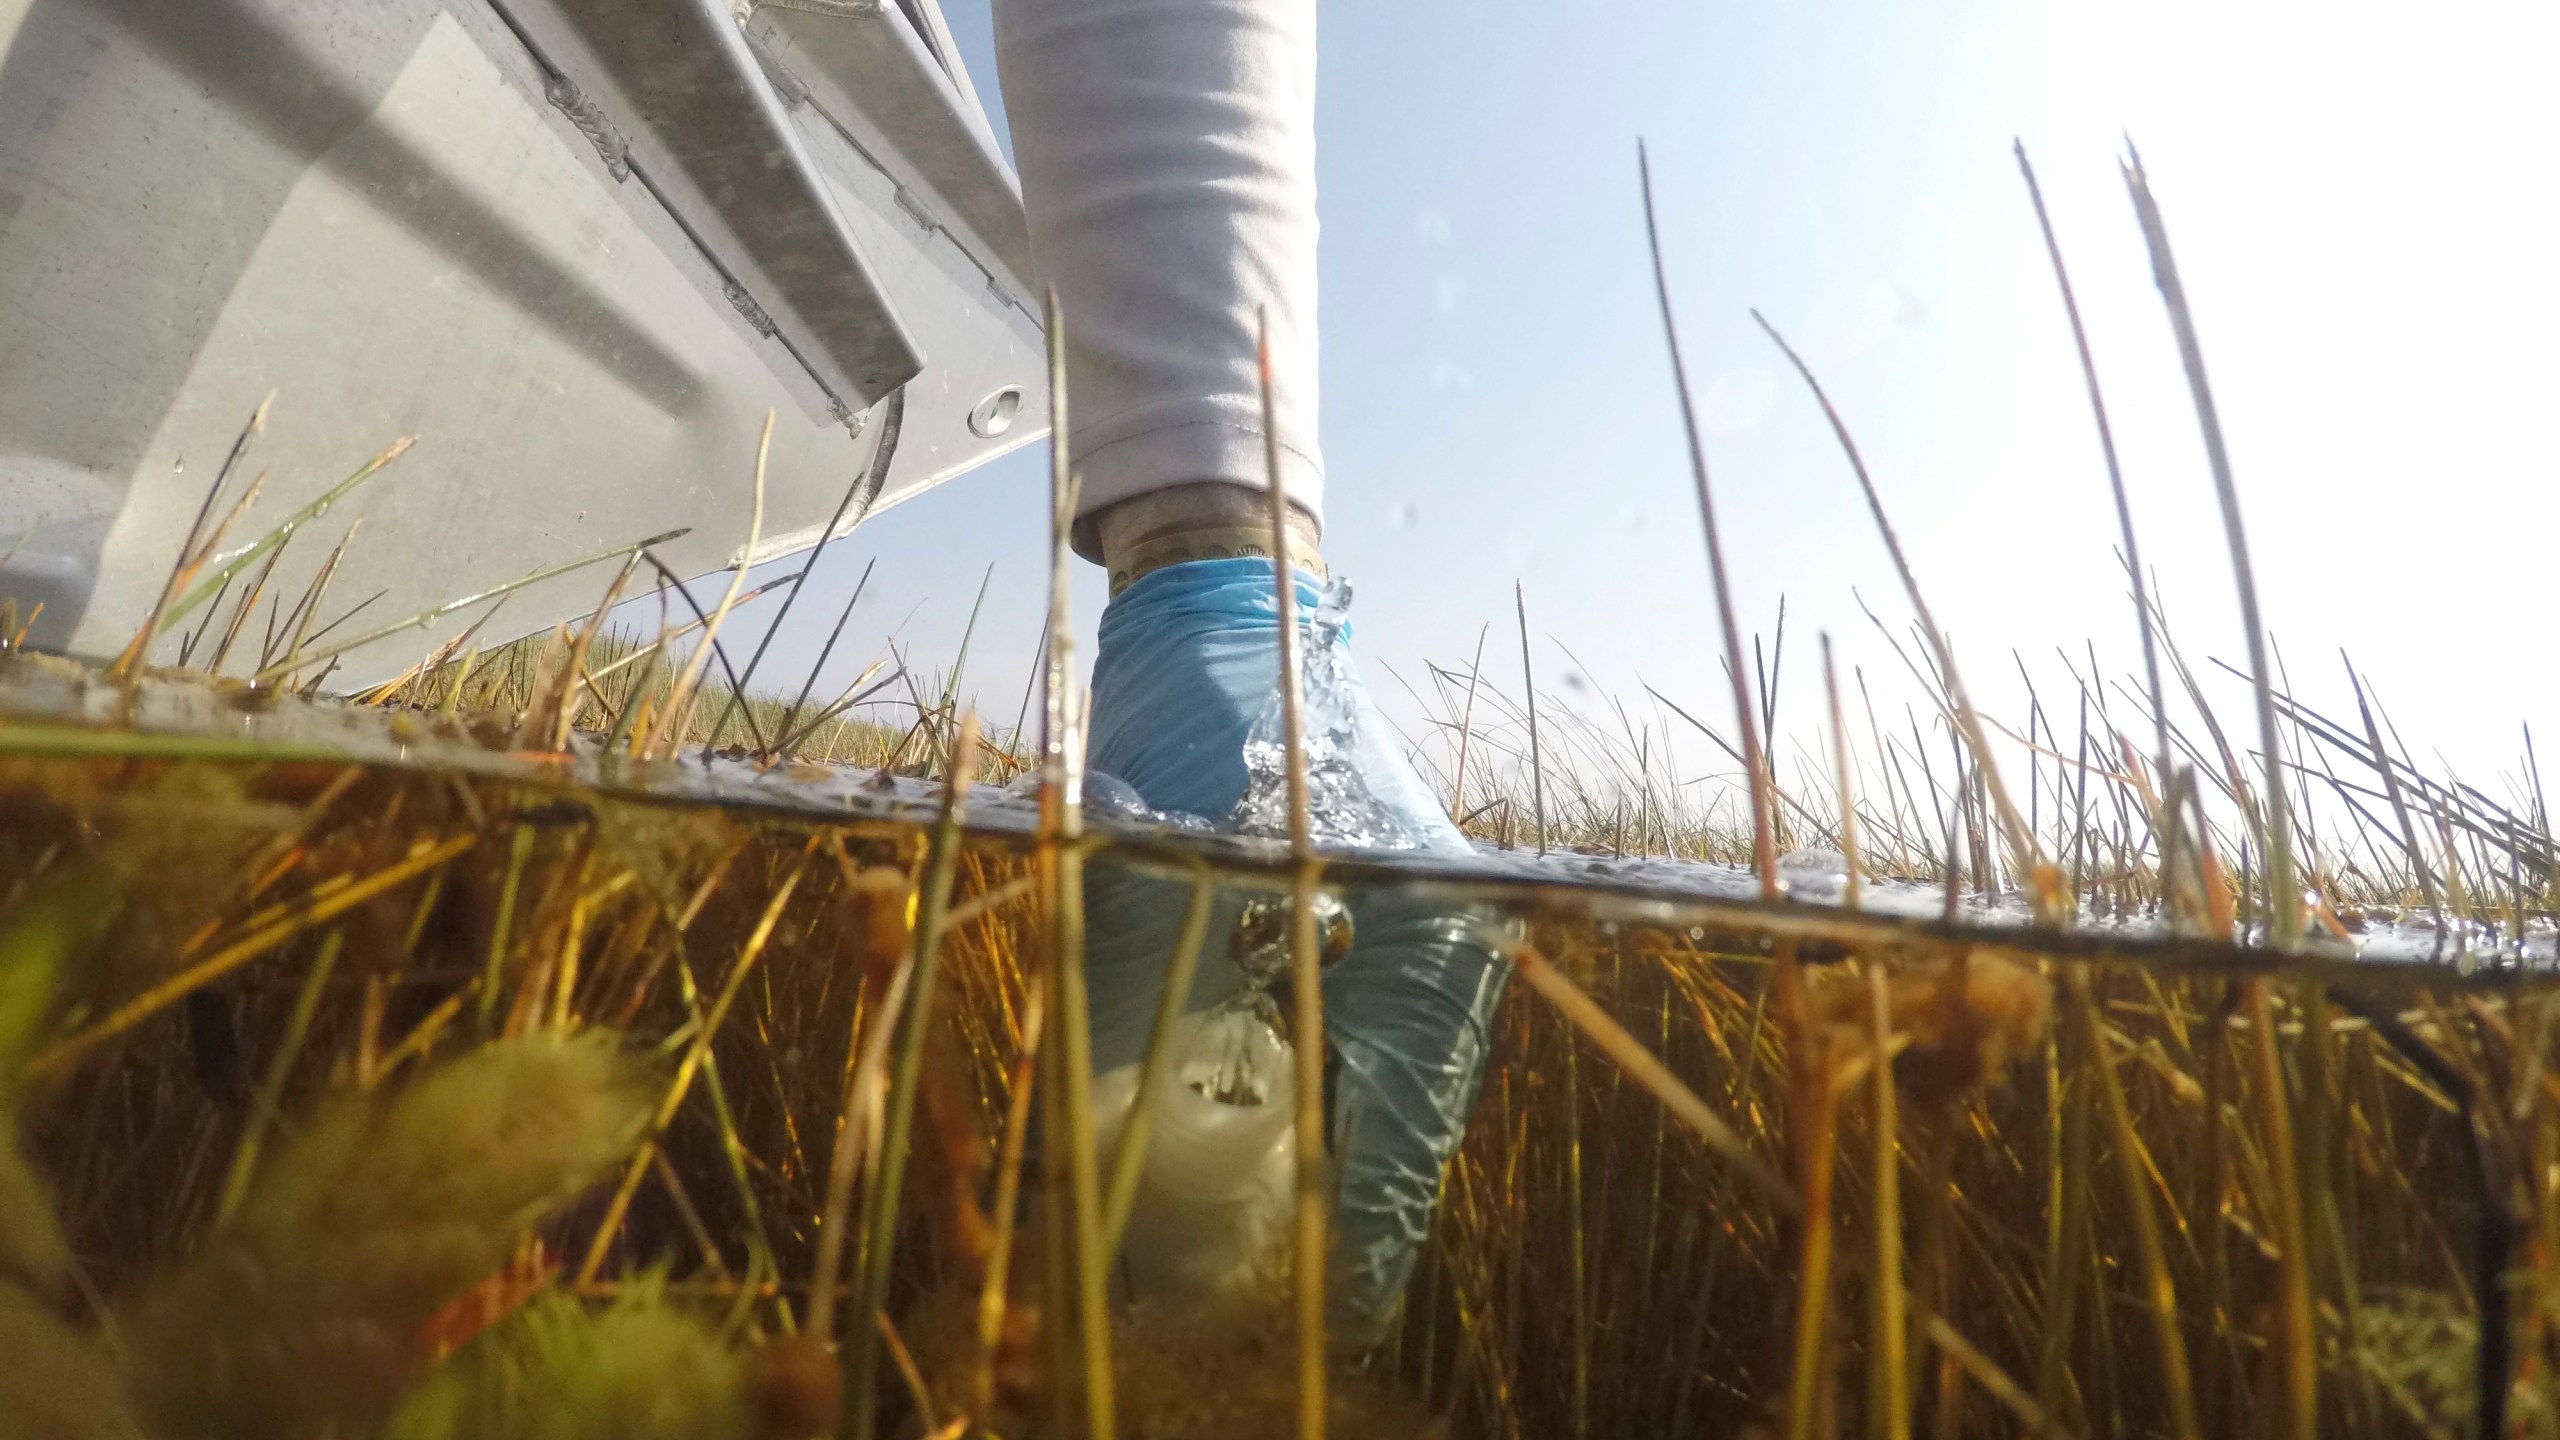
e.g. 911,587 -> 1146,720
991,0 -> 1324,557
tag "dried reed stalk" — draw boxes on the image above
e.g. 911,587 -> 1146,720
1255,305 -> 1332,1440
1034,286 -> 1117,1440
845,713 -> 981,1440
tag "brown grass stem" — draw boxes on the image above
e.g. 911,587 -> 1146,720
1781,1028 -> 1841,1440
26,831 -> 475,1084
1451,621 -> 1489,820
2012,142 -> 2179,888
622,551 -> 787,752
2244,977 -> 2318,1440
2070,968 -> 2201,1440
1518,583 -> 1549,855
1563,1023 -> 1590,1440
879,1312 -> 941,1436
707,392 -> 901,758
846,713 -> 980,1440
171,474 -> 273,669
1825,635 -> 1866,910
2119,146 -> 2297,951
973,968 -> 1047,1417
1647,681 -> 1836,848
2351,661 -> 2444,925
1751,310 -> 2045,910
1637,142 -> 1778,899
1512,943 -> 1796,1210
1256,305 -> 1329,1440
576,579 -> 779,691
578,844 -> 812,1285
1915,1113 -> 1959,1440
778,665 -> 903,759
276,521 -> 359,684
168,434 -> 415,631
1917,1309 -> 2066,1438
776,557 -> 880,755
1101,870 -> 1217,1251
1037,285 -> 1117,1440
250,525 -> 686,689
113,394 -> 270,677
206,543 -> 285,677
1868,963 -> 1909,1440
809,933 -> 913,1346
213,926 -> 343,1223
545,553 -> 642,752
651,412 -> 772,757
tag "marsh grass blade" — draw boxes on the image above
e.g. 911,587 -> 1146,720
845,714 -> 980,1440
1033,285 -> 1116,1440
1255,305 -> 1330,1440
2013,142 -> 2183,902
1638,142 -> 1777,898
1824,635 -> 1865,910
1510,943 -> 1794,1210
651,413 -> 771,758
775,556 -> 878,755
248,527 -> 687,689
2118,147 -> 2295,954
708,391 -> 903,757
1517,583 -> 1548,856
113,395 -> 271,677
169,434 -> 415,634
1101,871 -> 1217,1251
1750,311 -> 2047,913
1451,622 -> 1489,820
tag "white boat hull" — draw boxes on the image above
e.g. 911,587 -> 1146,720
0,0 -> 1044,685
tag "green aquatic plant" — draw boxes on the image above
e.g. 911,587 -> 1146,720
381,1278 -> 753,1440
119,1034 -> 649,1439
0,1287 -> 142,1440
0,875 -> 145,1440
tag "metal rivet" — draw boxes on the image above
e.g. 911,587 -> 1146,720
968,385 -> 1024,439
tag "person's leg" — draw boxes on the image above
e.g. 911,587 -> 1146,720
993,0 -> 1510,1344
990,0 -> 1324,579
1073,558 -> 1511,1348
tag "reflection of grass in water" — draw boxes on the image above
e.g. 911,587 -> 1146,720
7,157 -> 2560,1440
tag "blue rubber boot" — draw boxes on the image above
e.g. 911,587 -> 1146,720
1083,557 -> 1511,1343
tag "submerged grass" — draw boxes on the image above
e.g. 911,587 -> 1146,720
3,612 -> 2547,1439
2,144 -> 2557,1440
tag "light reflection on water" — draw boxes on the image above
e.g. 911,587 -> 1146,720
4,656 -> 2549,972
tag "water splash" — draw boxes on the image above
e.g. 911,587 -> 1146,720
1777,846 -> 1850,900
1228,578 -> 1439,851
7,659 -> 2544,972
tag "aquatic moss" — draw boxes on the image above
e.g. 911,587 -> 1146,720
0,1287 -> 142,1440
381,1280 -> 752,1440
120,1034 -> 649,1439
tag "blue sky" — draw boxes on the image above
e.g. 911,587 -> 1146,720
733,0 -> 2559,805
